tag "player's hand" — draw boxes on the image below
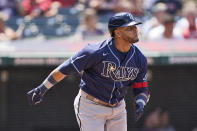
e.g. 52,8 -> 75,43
135,102 -> 144,121
27,85 -> 48,105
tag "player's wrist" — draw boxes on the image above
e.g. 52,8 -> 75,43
42,75 -> 57,89
136,99 -> 146,106
135,93 -> 148,106
136,92 -> 150,104
38,84 -> 49,94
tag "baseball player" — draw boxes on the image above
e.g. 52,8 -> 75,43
27,12 -> 150,131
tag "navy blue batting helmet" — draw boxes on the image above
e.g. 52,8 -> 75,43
108,12 -> 142,37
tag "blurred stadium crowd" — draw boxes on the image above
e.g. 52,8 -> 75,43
0,0 -> 197,41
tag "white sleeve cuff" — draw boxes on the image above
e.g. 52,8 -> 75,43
43,79 -> 53,89
136,99 -> 146,106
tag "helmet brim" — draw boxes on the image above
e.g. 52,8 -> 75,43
119,21 -> 142,28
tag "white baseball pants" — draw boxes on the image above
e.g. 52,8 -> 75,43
74,90 -> 127,131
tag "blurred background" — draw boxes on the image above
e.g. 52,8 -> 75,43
0,0 -> 197,131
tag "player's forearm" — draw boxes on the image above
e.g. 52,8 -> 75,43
42,69 -> 66,89
133,82 -> 150,106
51,69 -> 66,82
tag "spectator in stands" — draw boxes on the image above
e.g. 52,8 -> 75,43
147,14 -> 183,40
143,0 -> 157,12
52,0 -> 76,8
87,0 -> 118,15
22,0 -> 61,21
86,0 -> 145,16
175,1 -> 197,39
141,108 -> 161,131
153,0 -> 182,15
0,0 -> 25,17
142,2 -> 168,38
74,8 -> 105,40
76,0 -> 88,10
77,0 -> 144,16
192,127 -> 197,131
130,0 -> 144,16
157,108 -> 175,131
142,107 -> 175,131
0,12 -> 25,41
114,0 -> 133,14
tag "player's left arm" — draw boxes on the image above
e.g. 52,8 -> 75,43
27,44 -> 97,105
26,67 -> 66,105
132,56 -> 150,121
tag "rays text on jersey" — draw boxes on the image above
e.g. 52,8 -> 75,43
101,61 -> 139,81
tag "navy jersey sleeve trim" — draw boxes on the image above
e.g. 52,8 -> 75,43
57,59 -> 78,75
70,57 -> 81,73
58,43 -> 103,75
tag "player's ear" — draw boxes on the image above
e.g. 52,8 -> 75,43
114,29 -> 121,38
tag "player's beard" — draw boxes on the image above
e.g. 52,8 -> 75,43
127,36 -> 139,44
